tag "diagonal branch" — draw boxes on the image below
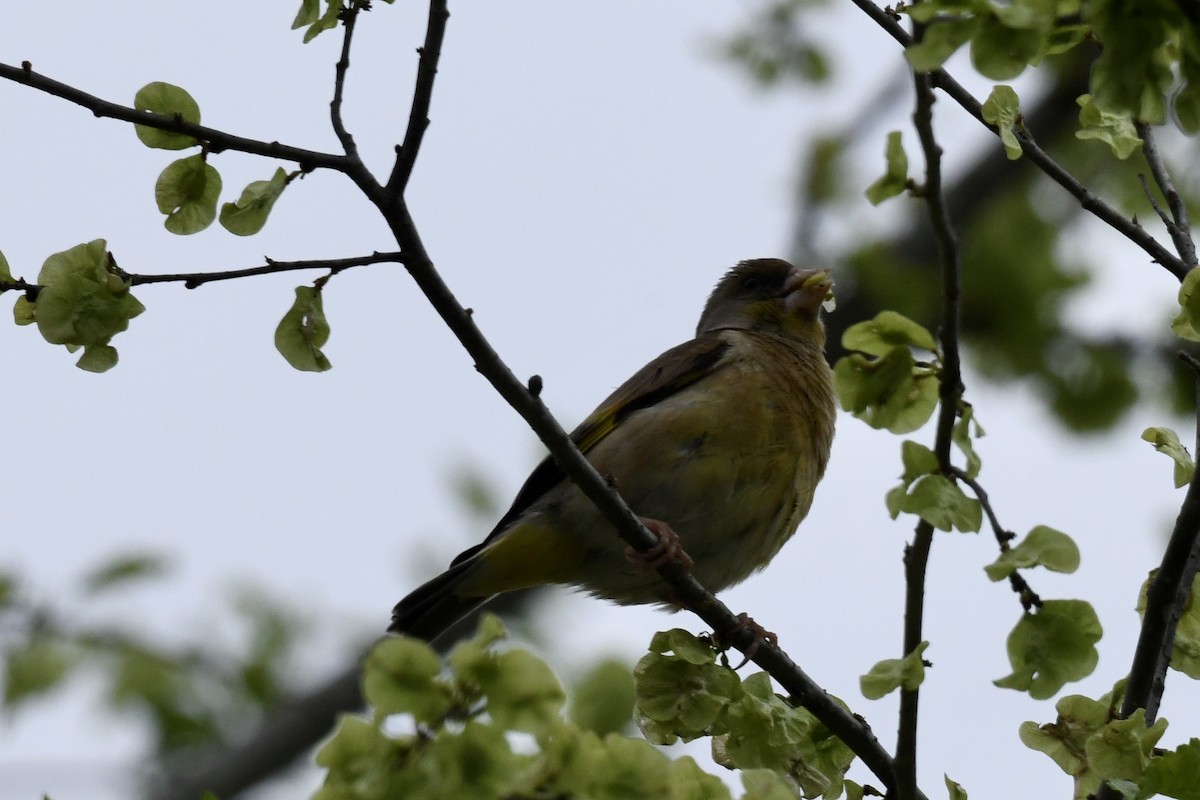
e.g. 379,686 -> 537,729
386,0 -> 449,192
844,0 -> 1189,280
1136,122 -> 1198,268
0,62 -> 351,173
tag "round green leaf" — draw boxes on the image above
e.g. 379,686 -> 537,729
155,155 -> 222,234
134,81 -> 201,150
994,599 -> 1102,699
361,636 -> 452,724
984,525 -> 1080,581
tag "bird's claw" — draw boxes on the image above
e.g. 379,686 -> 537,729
716,613 -> 778,669
624,517 -> 695,572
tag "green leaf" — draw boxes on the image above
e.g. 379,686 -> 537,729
860,641 -> 929,699
1086,0 -> 1173,122
647,628 -> 718,666
904,17 -> 979,72
291,0 -> 319,28
569,659 -> 636,736
298,0 -> 342,42
219,168 -> 289,236
420,722 -> 522,799
740,770 -> 795,800
1138,571 -> 1200,679
970,15 -> 1043,80
275,285 -> 332,372
1142,738 -> 1200,800
82,553 -> 169,594
31,240 -> 145,371
75,344 -> 119,373
155,154 -> 222,234
634,631 -> 740,745
362,636 -> 453,724
995,599 -> 1102,698
864,131 -> 909,205
945,775 -> 968,800
1084,709 -> 1167,782
3,638 -> 75,706
133,82 -> 201,150
895,474 -> 982,532
1174,268 -> 1200,342
0,250 -> 12,287
984,525 -> 1080,581
981,84 -> 1023,159
952,405 -> 983,479
481,649 -> 566,734
13,295 -> 35,325
713,673 -> 855,799
1075,95 -> 1143,159
1142,426 -> 1196,488
842,310 -> 937,355
834,349 -> 940,434
899,440 -> 940,483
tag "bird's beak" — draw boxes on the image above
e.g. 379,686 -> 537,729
783,268 -> 835,315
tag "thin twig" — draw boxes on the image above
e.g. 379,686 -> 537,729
0,252 -> 404,293
894,52 -> 965,799
949,468 -> 1043,610
844,0 -> 1190,281
1136,122 -> 1198,268
330,2 -> 361,158
0,62 -> 350,173
387,0 -> 449,192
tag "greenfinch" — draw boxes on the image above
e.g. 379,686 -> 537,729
391,258 -> 836,640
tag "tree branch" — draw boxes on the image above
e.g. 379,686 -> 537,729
386,0 -> 449,192
0,62 -> 351,173
0,252 -> 405,294
330,2 -> 361,158
1119,355 -> 1200,724
844,0 -> 1190,280
1136,122 -> 1198,268
894,50 -> 965,799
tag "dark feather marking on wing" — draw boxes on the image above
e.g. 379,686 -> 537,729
450,335 -> 733,567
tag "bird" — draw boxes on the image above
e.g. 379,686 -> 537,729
390,258 -> 836,642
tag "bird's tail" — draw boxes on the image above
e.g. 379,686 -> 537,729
389,558 -> 491,642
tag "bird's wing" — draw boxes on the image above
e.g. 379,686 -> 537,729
449,333 -> 733,566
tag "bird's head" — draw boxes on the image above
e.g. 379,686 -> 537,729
696,258 -> 833,344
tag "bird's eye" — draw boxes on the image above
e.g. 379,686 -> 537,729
742,275 -> 762,292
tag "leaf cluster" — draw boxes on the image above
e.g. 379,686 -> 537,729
321,619 -> 807,800
634,629 -> 857,800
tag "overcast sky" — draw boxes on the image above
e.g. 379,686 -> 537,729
2,3 -> 1197,799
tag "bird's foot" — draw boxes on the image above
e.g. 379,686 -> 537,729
716,613 -> 778,670
624,517 -> 695,573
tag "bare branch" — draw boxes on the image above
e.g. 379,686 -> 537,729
1136,122 -> 1198,268
0,252 -> 404,294
844,0 -> 1190,280
386,0 -> 450,192
0,62 -> 350,173
330,3 -> 362,158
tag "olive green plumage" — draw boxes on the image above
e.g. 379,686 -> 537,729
391,258 -> 836,641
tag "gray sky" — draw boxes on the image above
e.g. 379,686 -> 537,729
2,3 -> 1197,799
